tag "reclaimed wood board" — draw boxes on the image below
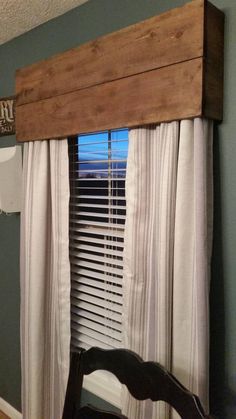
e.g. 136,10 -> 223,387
15,0 -> 224,142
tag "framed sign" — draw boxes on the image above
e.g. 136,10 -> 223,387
0,96 -> 15,136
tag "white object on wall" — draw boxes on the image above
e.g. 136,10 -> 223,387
0,145 -> 22,213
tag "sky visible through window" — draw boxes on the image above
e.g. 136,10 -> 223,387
77,128 -> 128,178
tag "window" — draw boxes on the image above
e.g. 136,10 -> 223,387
68,129 -> 128,405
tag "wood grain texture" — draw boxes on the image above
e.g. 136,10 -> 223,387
203,0 -> 225,120
15,0 -> 204,106
16,58 -> 203,142
15,0 -> 224,142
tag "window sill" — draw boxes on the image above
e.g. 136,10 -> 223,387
83,370 -> 121,409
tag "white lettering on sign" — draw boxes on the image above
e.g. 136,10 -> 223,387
0,100 -> 14,123
0,98 -> 15,136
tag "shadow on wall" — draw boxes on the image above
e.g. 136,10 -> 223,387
210,125 -> 226,419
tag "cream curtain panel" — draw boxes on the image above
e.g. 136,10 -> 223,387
20,140 -> 71,419
123,119 -> 213,419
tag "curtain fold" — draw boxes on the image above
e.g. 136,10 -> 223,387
172,119 -> 213,415
123,118 -> 213,419
20,139 -> 71,419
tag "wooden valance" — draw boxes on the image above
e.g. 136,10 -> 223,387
15,0 -> 224,142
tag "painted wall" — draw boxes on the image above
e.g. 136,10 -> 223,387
0,0 -> 235,416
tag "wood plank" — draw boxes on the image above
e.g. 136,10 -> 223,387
15,0 -> 224,142
203,0 -> 225,120
15,0 -> 204,106
16,58 -> 203,142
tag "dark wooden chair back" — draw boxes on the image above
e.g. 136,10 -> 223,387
62,347 -> 210,419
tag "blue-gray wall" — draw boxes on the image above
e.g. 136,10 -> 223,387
0,0 -> 235,416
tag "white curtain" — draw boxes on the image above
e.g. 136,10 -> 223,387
20,140 -> 71,419
123,118 -> 213,419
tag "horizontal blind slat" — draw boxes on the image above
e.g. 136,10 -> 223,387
71,290 -> 122,314
71,283 -> 123,304
72,195 -> 125,200
70,243 -> 123,257
71,335 -> 118,350
68,137 -> 128,148
70,203 -> 126,210
70,211 -> 126,220
77,158 -> 127,164
71,178 -> 126,183
71,298 -> 122,323
71,315 -> 122,339
72,276 -> 122,294
70,226 -> 124,238
71,324 -> 122,346
71,271 -> 122,285
70,220 -> 124,230
71,168 -> 126,174
70,259 -> 123,276
70,235 -> 124,248
69,130 -> 127,351
71,250 -> 123,272
71,308 -> 122,331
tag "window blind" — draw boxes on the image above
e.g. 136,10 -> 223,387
69,129 -> 128,351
